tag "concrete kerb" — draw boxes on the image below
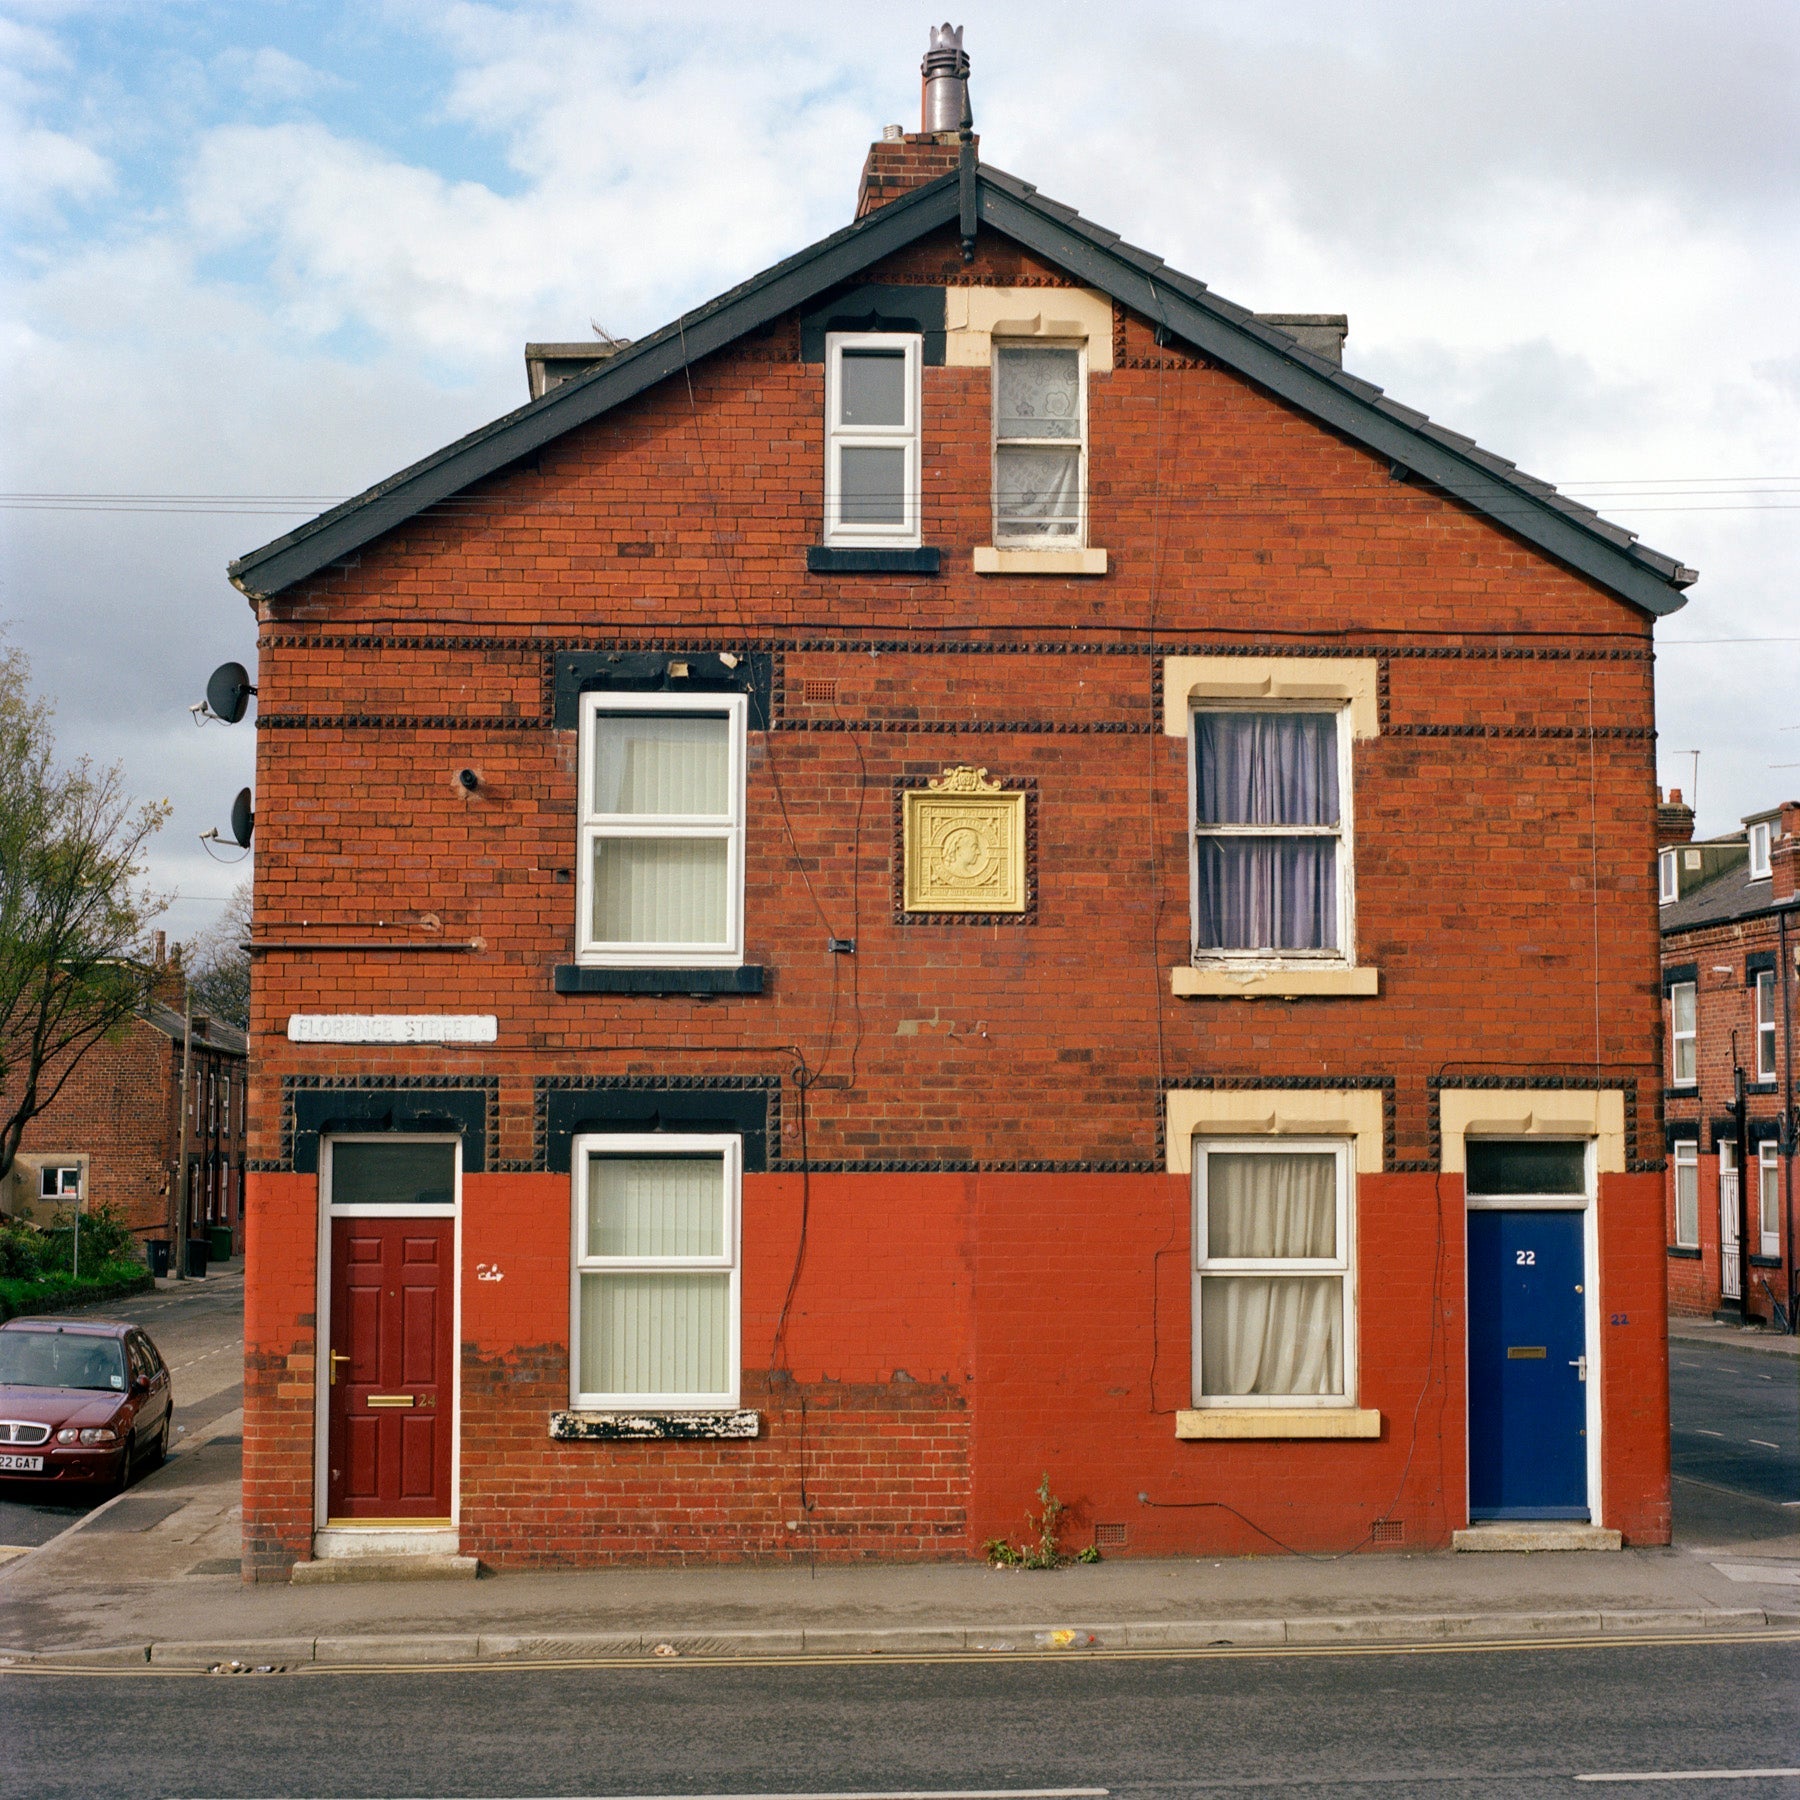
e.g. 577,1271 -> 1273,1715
2,1607 -> 1793,1671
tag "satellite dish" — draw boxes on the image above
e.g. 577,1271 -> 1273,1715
230,788 -> 254,849
205,662 -> 256,725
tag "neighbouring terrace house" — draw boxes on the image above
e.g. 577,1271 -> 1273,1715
1657,791 -> 1798,1328
226,33 -> 1694,1578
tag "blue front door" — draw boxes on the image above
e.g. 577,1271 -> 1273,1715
1467,1210 -> 1588,1519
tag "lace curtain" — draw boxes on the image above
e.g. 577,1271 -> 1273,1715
996,346 -> 1081,537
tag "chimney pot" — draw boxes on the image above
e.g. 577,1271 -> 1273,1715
882,123 -> 905,142
921,23 -> 970,135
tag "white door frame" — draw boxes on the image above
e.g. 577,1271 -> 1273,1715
312,1133 -> 463,1531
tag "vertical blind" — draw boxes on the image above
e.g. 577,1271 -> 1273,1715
1199,1151 -> 1344,1398
1193,711 -> 1340,952
587,712 -> 732,949
580,1154 -> 731,1400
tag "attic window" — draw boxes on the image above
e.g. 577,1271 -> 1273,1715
823,333 -> 920,549
1749,821 -> 1772,880
1658,849 -> 1678,905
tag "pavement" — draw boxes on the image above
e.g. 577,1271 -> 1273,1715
0,1276 -> 1795,1674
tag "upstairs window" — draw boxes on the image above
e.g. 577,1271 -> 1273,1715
1749,821 -> 1772,880
577,692 -> 746,968
823,332 -> 920,547
1658,848 -> 1678,904
1756,969 -> 1779,1082
992,343 -> 1085,544
1190,708 -> 1350,960
1669,981 -> 1697,1086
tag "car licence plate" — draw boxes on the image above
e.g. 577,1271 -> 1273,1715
0,1453 -> 45,1472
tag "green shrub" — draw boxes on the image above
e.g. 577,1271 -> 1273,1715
36,1203 -> 138,1276
0,1222 -> 43,1280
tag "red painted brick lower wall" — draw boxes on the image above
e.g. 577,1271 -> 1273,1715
240,1166 -> 1671,1574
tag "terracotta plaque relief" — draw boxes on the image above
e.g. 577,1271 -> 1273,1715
902,766 -> 1027,913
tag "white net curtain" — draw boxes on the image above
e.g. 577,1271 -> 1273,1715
1192,712 -> 1340,952
1199,1151 -> 1344,1398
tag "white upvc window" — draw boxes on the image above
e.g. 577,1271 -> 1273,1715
823,332 -> 921,547
1669,981 -> 1697,1086
571,1134 -> 740,1411
1749,821 -> 1772,880
1672,1141 -> 1699,1249
1756,969 -> 1778,1082
1192,1139 -> 1354,1408
576,691 -> 746,968
1189,705 -> 1353,962
1757,1139 -> 1781,1259
1658,849 -> 1678,904
992,341 -> 1086,545
39,1165 -> 80,1200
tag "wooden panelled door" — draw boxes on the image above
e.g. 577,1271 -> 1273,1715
326,1217 -> 454,1520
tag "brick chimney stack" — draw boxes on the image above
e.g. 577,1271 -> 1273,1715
152,938 -> 187,1010
1771,800 -> 1800,903
1656,787 -> 1695,846
856,24 -> 977,219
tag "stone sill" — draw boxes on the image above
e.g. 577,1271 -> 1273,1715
550,1409 -> 761,1442
973,546 -> 1108,576
1176,1408 -> 1382,1440
807,546 -> 940,574
1171,965 -> 1379,999
1666,1245 -> 1702,1259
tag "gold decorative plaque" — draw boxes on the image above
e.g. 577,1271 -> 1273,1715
902,766 -> 1027,913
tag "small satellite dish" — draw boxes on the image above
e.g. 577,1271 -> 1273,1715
230,788 -> 254,849
205,662 -> 256,725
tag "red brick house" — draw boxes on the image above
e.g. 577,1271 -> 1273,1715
1657,792 -> 1797,1328
1,938 -> 248,1256
227,41 -> 1694,1577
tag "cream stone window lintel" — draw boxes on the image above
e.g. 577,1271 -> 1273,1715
1176,1407 -> 1382,1440
944,286 -> 1115,370
1164,1087 -> 1384,1175
1439,1088 -> 1625,1175
1163,656 -> 1380,741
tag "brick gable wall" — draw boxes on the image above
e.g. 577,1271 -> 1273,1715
240,219 -> 1673,1574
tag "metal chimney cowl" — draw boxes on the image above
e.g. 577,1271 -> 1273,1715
921,23 -> 970,135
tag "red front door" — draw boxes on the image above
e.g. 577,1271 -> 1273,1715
326,1217 -> 454,1520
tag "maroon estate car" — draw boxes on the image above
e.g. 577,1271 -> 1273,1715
0,1318 -> 174,1491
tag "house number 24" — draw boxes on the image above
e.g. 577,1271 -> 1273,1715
1515,1250 -> 1536,1266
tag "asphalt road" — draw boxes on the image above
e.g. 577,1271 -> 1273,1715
0,1268 -> 244,1553
5,1636 -> 1799,1800
1669,1339 -> 1799,1506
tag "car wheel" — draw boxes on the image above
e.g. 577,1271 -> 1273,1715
145,1417 -> 170,1472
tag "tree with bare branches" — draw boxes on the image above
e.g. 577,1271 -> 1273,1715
0,638 -> 170,1183
187,879 -> 252,1031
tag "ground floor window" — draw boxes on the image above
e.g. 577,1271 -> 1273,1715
571,1134 -> 740,1411
1672,1141 -> 1699,1249
1757,1141 -> 1782,1259
1191,1139 -> 1352,1405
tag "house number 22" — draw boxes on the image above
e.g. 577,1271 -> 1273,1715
1516,1250 -> 1536,1265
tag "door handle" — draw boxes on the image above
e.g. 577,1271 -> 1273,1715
1569,1355 -> 1588,1382
328,1351 -> 351,1387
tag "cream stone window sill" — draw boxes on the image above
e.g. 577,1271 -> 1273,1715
973,546 -> 1108,576
1176,1408 -> 1382,1441
1170,965 -> 1379,998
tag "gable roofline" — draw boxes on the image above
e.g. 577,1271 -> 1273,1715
230,165 -> 1694,615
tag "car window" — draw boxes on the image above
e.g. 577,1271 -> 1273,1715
126,1336 -> 153,1382
0,1331 -> 127,1391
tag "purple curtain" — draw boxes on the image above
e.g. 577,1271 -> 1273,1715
1194,713 -> 1339,951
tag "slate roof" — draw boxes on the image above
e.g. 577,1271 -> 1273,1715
144,1001 -> 248,1058
1659,859 -> 1794,935
230,163 -> 1696,615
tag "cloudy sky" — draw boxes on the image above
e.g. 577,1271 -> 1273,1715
2,0 -> 1796,939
